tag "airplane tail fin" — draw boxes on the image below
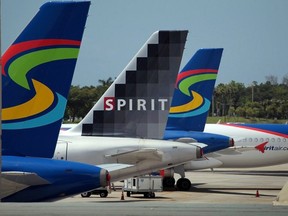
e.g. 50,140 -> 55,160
2,1 -> 90,157
167,48 -> 223,131
69,31 -> 188,139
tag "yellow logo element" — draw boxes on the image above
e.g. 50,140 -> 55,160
170,90 -> 203,113
2,79 -> 54,120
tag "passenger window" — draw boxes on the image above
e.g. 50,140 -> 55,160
271,138 -> 275,142
260,138 -> 264,142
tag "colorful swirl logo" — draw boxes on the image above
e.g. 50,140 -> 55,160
2,39 -> 80,129
169,69 -> 217,118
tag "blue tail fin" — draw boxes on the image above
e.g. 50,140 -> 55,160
2,1 -> 90,158
166,48 -> 223,132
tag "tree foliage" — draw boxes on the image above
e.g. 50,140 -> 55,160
212,75 -> 288,120
65,75 -> 288,122
65,78 -> 113,122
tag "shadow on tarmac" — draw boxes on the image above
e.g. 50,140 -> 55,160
202,170 -> 288,177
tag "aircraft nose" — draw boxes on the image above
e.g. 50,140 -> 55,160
99,169 -> 110,187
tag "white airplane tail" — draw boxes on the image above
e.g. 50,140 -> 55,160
68,30 -> 188,139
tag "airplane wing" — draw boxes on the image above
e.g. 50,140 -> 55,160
175,137 -> 208,149
209,146 -> 257,156
231,146 -> 258,152
97,148 -> 166,182
105,148 -> 163,162
97,163 -> 134,172
0,171 -> 50,199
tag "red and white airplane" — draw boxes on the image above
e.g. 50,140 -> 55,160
203,123 -> 288,168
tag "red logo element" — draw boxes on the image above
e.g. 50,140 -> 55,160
2,39 -> 80,76
255,142 -> 269,153
104,97 -> 115,110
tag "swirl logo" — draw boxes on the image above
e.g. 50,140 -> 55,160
2,39 -> 80,129
169,69 -> 217,118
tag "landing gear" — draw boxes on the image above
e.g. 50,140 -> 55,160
81,192 -> 92,197
175,165 -> 191,191
162,165 -> 191,191
162,177 -> 175,188
162,177 -> 191,191
144,192 -> 155,198
99,191 -> 108,197
176,178 -> 191,191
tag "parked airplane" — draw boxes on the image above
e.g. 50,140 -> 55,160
60,48 -> 233,190
1,156 -> 108,202
165,48 -> 233,155
161,49 -> 288,190
55,30 -> 203,182
204,123 -> 288,168
1,1 -> 109,202
161,48 -> 235,190
162,50 -> 288,170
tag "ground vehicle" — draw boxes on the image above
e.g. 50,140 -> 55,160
124,175 -> 163,198
81,188 -> 109,198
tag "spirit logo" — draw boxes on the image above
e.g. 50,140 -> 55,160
104,97 -> 169,111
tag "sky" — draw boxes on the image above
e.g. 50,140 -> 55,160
2,0 -> 288,87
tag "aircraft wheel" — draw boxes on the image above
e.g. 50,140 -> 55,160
99,191 -> 108,197
127,191 -> 131,197
163,177 -> 175,188
176,178 -> 191,191
81,192 -> 92,198
144,192 -> 149,198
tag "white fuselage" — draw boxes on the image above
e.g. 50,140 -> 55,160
201,124 -> 288,168
54,132 -> 200,181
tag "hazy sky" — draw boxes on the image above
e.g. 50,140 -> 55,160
2,0 -> 288,86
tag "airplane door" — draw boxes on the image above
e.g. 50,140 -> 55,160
54,141 -> 68,160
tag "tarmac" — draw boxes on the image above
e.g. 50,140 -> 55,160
1,163 -> 288,215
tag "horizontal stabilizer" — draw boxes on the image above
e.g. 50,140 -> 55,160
175,137 -> 207,148
1,172 -> 50,199
189,142 -> 208,149
2,171 -> 50,185
97,163 -> 134,172
211,146 -> 257,156
232,146 -> 258,152
175,137 -> 198,143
